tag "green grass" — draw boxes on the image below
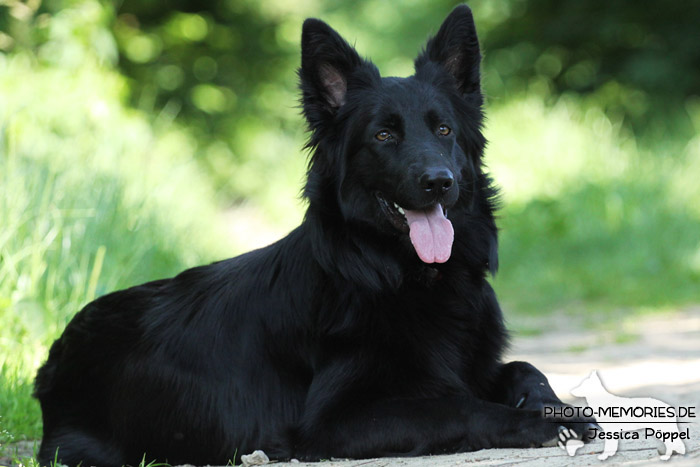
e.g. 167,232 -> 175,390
0,53 -> 231,452
485,94 -> 700,315
0,432 -> 39,467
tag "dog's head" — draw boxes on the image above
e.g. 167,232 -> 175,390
300,5 -> 491,281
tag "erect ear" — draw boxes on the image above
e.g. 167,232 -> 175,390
299,18 -> 363,119
414,4 -> 481,94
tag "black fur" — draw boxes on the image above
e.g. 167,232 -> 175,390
35,5 -> 594,466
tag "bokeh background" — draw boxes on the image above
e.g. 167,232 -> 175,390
1,0 -> 699,456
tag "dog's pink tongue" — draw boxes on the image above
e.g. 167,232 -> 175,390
404,204 -> 454,263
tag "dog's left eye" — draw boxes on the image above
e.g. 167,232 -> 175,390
375,130 -> 393,141
438,124 -> 451,136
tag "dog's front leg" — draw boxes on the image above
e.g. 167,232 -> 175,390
280,362 -> 589,461
287,395 -> 569,460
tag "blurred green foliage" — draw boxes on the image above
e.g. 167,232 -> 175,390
485,96 -> 700,314
484,1 -> 700,114
1,0 -> 699,448
107,0 -> 700,198
1,0 -> 229,444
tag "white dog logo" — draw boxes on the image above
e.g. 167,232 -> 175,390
568,370 -> 686,461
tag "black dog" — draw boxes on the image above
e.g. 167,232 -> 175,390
35,5 -> 594,466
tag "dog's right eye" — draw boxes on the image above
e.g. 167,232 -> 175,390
438,124 -> 451,136
375,130 -> 392,141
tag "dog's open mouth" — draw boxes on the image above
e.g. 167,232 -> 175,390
376,193 -> 454,264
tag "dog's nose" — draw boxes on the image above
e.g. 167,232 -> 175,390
419,167 -> 454,194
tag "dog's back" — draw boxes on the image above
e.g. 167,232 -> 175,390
35,230 -> 319,464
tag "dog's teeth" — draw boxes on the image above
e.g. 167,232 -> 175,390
393,202 -> 405,215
